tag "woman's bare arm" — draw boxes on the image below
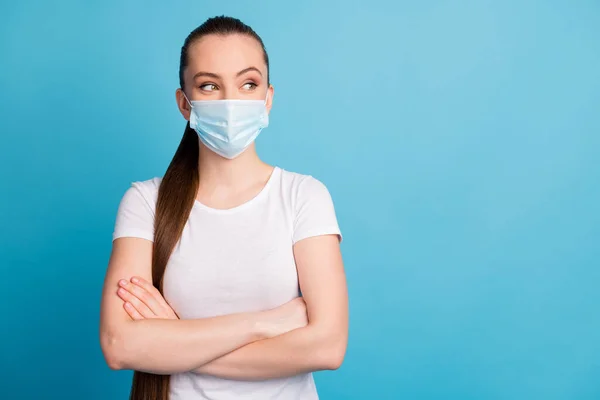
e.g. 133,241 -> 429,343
99,237 -> 303,375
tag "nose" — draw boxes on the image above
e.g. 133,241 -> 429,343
219,87 -> 243,100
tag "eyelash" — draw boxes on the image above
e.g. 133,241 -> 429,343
198,82 -> 258,91
199,83 -> 218,91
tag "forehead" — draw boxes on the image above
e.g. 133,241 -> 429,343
186,34 -> 266,76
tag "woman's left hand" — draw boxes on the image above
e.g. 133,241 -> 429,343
116,276 -> 179,320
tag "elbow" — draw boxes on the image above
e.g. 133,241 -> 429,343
317,332 -> 347,371
100,328 -> 127,371
322,344 -> 346,370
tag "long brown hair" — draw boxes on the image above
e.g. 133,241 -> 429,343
128,16 -> 270,400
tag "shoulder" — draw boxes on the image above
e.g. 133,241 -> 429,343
113,177 -> 162,241
130,176 -> 162,195
119,176 -> 163,209
278,168 -> 342,243
277,167 -> 335,209
278,167 -> 330,195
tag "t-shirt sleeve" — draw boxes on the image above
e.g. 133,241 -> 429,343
112,182 -> 155,242
292,176 -> 342,244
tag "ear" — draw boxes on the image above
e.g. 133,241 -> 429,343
266,84 -> 274,115
175,88 -> 191,121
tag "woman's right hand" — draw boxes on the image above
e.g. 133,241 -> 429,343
261,297 -> 308,338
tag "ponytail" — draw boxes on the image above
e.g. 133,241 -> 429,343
129,124 -> 199,400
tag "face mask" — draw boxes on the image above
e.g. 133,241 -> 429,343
183,92 -> 270,159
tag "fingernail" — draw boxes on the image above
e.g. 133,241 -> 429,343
119,279 -> 128,286
131,277 -> 139,284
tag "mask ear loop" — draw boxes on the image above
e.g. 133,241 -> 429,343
182,91 -> 193,109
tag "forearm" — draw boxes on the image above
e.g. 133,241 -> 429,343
103,312 -> 267,374
193,325 -> 345,380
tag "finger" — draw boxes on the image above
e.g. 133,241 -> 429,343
118,279 -> 162,315
131,277 -> 178,318
123,302 -> 144,320
117,287 -> 155,318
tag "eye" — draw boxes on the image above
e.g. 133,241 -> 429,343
242,82 -> 257,91
199,83 -> 218,91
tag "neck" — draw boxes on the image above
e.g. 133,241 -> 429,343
197,143 -> 271,188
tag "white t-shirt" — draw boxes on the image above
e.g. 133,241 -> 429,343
112,166 -> 342,400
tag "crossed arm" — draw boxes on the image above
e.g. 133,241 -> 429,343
99,234 -> 348,379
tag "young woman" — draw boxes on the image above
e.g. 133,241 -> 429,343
99,16 -> 348,400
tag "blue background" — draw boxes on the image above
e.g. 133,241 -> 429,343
1,1 -> 599,399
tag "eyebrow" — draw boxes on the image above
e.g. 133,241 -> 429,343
193,66 -> 263,80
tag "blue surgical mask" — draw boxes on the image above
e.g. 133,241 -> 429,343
183,92 -> 270,159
